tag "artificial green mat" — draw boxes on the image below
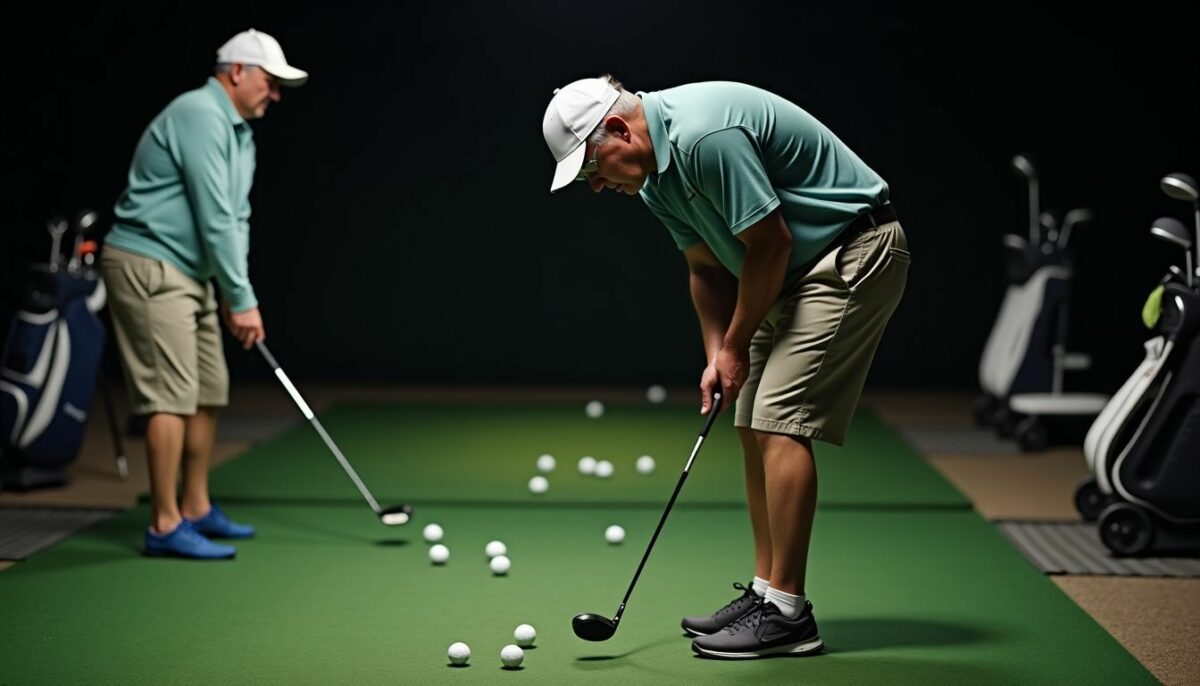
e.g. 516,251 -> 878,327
0,503 -> 1153,685
208,403 -> 968,509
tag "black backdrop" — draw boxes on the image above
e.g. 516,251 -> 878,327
3,1 -> 1198,390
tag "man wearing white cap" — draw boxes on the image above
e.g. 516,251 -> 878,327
543,76 -> 909,658
101,29 -> 307,560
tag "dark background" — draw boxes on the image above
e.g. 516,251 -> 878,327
3,1 -> 1198,391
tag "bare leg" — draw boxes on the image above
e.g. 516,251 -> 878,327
738,427 -> 772,581
179,406 -> 219,520
145,413 -> 186,534
757,432 -> 818,595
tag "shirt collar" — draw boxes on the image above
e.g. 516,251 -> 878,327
638,91 -> 672,174
204,76 -> 247,128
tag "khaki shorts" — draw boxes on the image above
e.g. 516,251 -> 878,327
100,246 -> 229,416
734,221 -> 909,446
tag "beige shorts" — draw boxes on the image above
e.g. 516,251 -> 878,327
100,246 -> 229,416
734,221 -> 909,446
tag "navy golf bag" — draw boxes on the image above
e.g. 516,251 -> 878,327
0,264 -> 107,490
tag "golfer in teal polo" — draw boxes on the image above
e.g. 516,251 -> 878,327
543,75 -> 910,658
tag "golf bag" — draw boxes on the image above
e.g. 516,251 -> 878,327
0,264 -> 107,490
1076,280 -> 1200,555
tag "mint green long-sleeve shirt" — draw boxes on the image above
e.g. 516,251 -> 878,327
106,77 -> 258,311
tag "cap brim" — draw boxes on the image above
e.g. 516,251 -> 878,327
550,143 -> 587,192
260,63 -> 308,87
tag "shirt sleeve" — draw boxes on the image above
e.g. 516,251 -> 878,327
640,190 -> 701,252
173,107 -> 258,312
689,128 -> 780,235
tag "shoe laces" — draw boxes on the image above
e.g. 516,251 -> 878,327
716,582 -> 756,614
177,521 -> 209,545
725,599 -> 779,634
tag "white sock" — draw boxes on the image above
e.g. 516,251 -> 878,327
764,587 -> 805,619
751,576 -> 769,597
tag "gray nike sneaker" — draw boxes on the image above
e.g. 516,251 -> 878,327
680,582 -> 761,637
691,600 -> 824,659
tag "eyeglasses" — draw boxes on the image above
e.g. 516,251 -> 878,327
574,142 -> 602,181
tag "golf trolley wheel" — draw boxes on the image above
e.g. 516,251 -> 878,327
1015,415 -> 1048,451
1073,476 -> 1108,522
994,407 -> 1018,438
973,394 -> 998,427
1098,502 -> 1155,556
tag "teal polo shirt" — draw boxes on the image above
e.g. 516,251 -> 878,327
106,77 -> 258,312
638,82 -> 889,285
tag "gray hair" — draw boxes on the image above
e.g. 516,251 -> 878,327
587,74 -> 641,148
214,63 -> 260,76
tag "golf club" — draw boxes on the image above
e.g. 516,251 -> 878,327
1057,208 -> 1094,250
66,209 -> 98,274
1160,172 -> 1199,281
572,391 -> 723,642
46,216 -> 68,269
1012,154 -> 1040,244
256,340 -> 412,526
1040,211 -> 1059,249
1150,217 -> 1193,288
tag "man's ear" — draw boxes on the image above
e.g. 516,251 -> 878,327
230,63 -> 243,86
604,116 -> 632,143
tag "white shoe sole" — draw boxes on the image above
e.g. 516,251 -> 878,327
693,637 -> 824,659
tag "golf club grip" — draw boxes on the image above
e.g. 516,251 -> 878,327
700,392 -> 723,437
256,340 -> 280,369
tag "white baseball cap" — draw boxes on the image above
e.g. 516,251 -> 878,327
216,29 -> 308,86
542,78 -> 620,191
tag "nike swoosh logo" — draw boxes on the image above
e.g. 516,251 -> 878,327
758,618 -> 810,643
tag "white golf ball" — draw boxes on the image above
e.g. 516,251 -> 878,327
513,623 -> 537,647
422,523 -> 444,543
429,544 -> 450,564
485,540 -> 507,558
500,644 -> 524,668
646,385 -> 667,403
578,456 -> 597,475
536,454 -> 556,472
636,455 -> 656,475
594,459 -> 613,478
528,475 -> 549,494
490,554 -> 511,575
447,641 -> 470,665
585,400 -> 605,418
605,525 -> 626,544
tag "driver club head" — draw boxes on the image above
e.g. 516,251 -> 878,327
572,613 -> 618,641
1161,173 -> 1199,203
1063,208 -> 1094,228
379,504 -> 413,526
73,209 -> 99,234
1151,217 -> 1192,250
1011,154 -> 1037,179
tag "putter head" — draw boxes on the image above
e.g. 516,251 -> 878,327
1011,154 -> 1036,179
1151,217 -> 1192,250
572,613 -> 617,641
1160,173 -> 1199,203
379,504 -> 413,526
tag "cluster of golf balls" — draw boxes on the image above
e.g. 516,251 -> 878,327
486,540 -> 511,575
528,453 -> 554,495
447,624 -> 536,668
421,526 -> 511,575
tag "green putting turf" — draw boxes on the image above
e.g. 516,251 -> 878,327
208,403 -> 969,508
0,503 -> 1154,685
